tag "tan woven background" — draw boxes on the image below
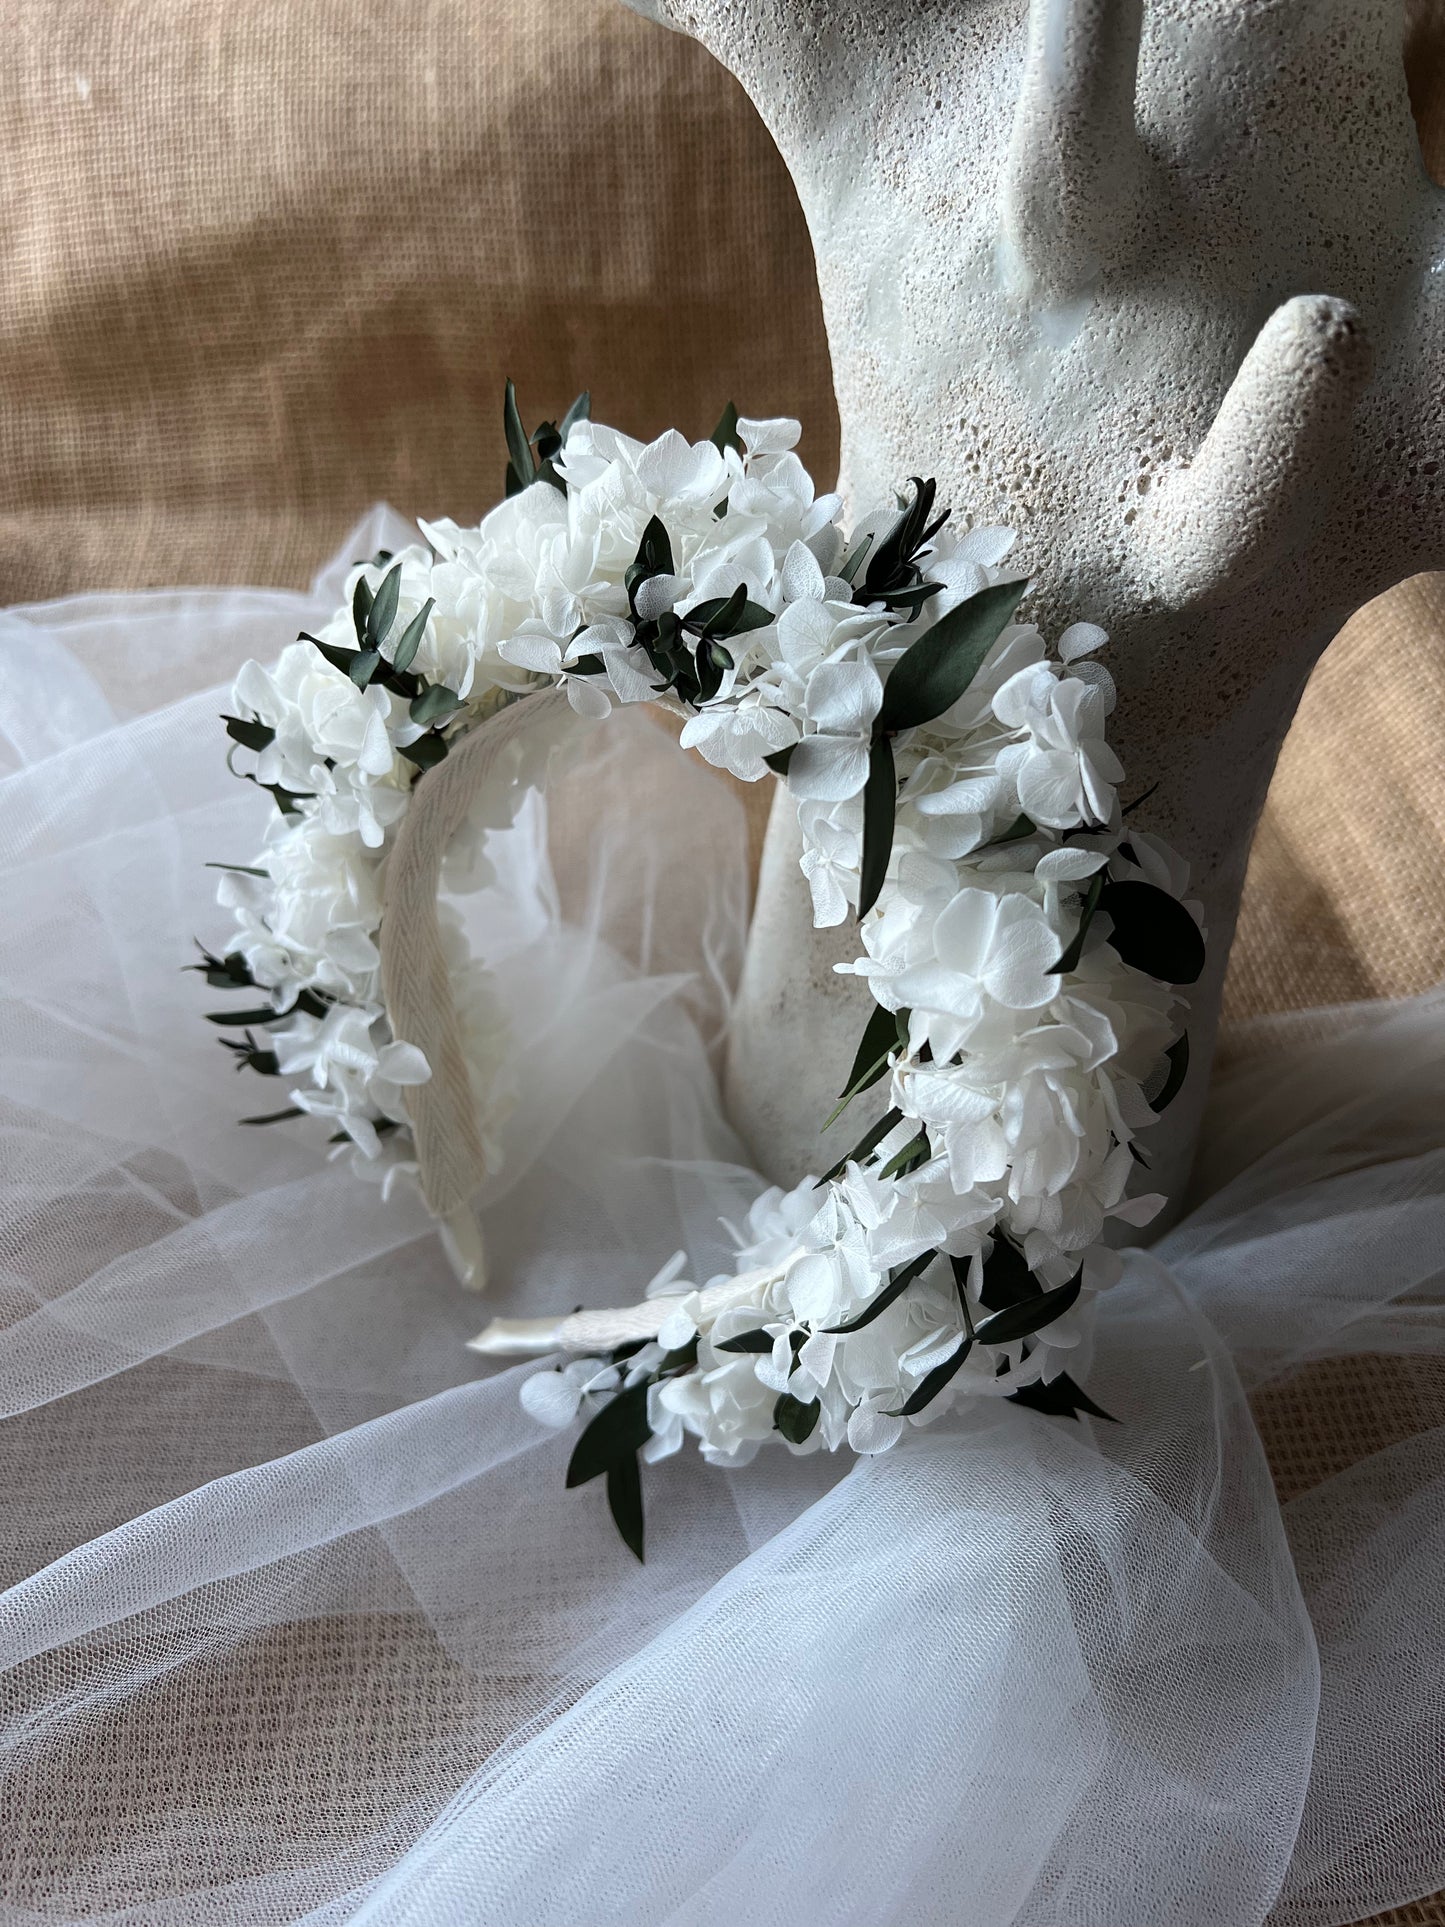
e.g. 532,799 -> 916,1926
1,3 -> 1443,1919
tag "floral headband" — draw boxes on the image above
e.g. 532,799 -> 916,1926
202,390 -> 1202,1557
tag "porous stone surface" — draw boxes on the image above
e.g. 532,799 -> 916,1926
630,0 -> 1445,1208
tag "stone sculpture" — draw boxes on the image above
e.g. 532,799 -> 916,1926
629,0 -> 1444,1212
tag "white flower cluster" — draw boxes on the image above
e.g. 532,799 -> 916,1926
208,403 -> 1199,1475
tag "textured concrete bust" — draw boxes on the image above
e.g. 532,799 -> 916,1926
629,0 -> 1444,1211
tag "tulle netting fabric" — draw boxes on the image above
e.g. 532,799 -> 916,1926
2,511 -> 1443,1927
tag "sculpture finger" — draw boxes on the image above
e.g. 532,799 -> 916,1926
1134,294 -> 1372,611
999,0 -> 1145,301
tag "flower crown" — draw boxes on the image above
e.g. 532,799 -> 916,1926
203,389 -> 1203,1558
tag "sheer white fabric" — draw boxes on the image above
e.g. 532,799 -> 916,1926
2,514 -> 1442,1926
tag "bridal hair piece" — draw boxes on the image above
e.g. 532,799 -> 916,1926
205,390 -> 1203,1554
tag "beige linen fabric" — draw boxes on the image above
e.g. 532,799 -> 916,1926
2,2 -> 1444,1919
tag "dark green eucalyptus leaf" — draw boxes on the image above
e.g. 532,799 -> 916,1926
825,1248 -> 938,1334
503,378 -> 535,491
973,1272 -> 1081,1347
221,713 -> 275,753
877,579 -> 1028,734
877,1128 -> 930,1181
816,1104 -> 904,1185
205,1006 -> 283,1028
366,563 -> 402,650
1008,1370 -> 1116,1422
533,418 -> 562,463
857,734 -> 896,919
716,1329 -> 774,1355
1121,780 -> 1161,818
186,944 -> 255,989
637,515 -> 674,576
349,648 -> 381,690
204,861 -> 268,878
895,1335 -> 973,1416
390,597 -> 434,675
773,1392 -> 819,1444
398,732 -> 450,772
1098,881 -> 1206,985
710,400 -> 742,456
979,1237 -> 1038,1313
560,389 -> 592,437
1150,1031 -> 1191,1113
352,576 -> 374,645
605,1454 -> 646,1562
686,591 -> 774,638
303,631 -> 362,678
763,744 -> 796,777
658,1334 -> 700,1375
992,813 -> 1037,844
409,683 -> 463,727
824,1000 -> 908,1129
837,532 -> 873,586
872,581 -> 944,616
860,479 -> 932,597
1048,868 -> 1106,976
565,1380 -> 652,1488
239,1107 -> 303,1127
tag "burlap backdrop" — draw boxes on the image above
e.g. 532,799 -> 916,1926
2,4 -> 1444,1920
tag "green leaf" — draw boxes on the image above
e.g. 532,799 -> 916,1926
877,579 -> 1028,734
1008,1370 -> 1116,1422
605,1454 -> 646,1562
352,575 -> 374,645
773,1392 -> 819,1444
565,1381 -> 652,1488
992,813 -> 1037,844
221,713 -> 275,753
637,515 -> 674,576
398,732 -> 449,771
349,648 -> 381,689
710,400 -> 742,456
825,1248 -> 938,1334
860,479 -> 933,597
895,1335 -> 973,1416
1048,867 -> 1106,976
560,389 -> 592,438
716,1329 -> 774,1354
409,683 -> 463,727
973,1272 -> 1082,1347
817,1104 -> 904,1185
204,861 -> 268,878
857,734 -> 896,918
390,597 -> 434,675
876,1128 -> 930,1181
763,744 -> 796,777
686,589 -> 774,637
824,1000 -> 908,1129
303,631 -> 362,678
979,1237 -> 1037,1313
239,1107 -> 303,1127
186,944 -> 255,989
1098,882 -> 1206,985
836,532 -> 873,586
503,378 -> 535,491
366,563 -> 403,649
1150,1032 -> 1190,1113
205,1006 -> 282,1028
